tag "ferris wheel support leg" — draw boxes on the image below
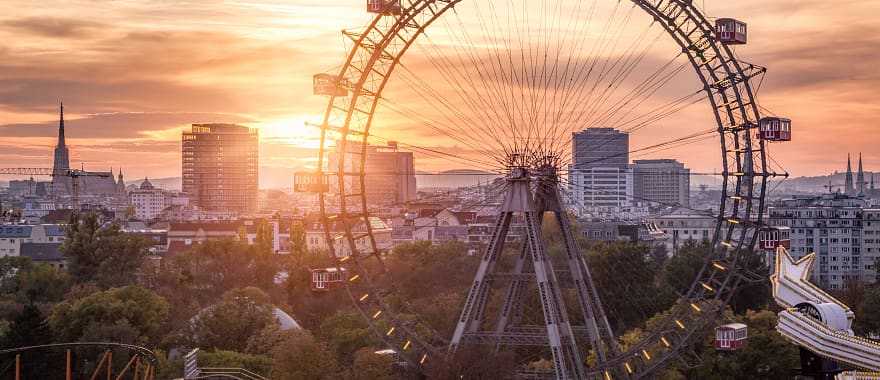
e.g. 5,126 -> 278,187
449,211 -> 513,351
555,210 -> 621,365
525,210 -> 586,380
492,242 -> 529,344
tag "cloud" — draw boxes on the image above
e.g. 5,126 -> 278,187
1,17 -> 103,38
0,112 -> 255,139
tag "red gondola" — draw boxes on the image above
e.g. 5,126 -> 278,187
367,0 -> 402,15
311,267 -> 347,292
759,226 -> 791,251
715,323 -> 747,351
716,18 -> 747,45
758,117 -> 792,141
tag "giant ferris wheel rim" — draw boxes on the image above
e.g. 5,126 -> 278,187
315,0 -> 770,377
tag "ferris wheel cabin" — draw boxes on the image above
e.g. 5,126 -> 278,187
715,323 -> 748,351
759,226 -> 791,251
311,267 -> 347,292
715,18 -> 747,45
367,0 -> 402,15
313,74 -> 348,96
758,117 -> 792,141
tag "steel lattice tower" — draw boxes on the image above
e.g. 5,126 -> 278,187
449,164 -> 618,379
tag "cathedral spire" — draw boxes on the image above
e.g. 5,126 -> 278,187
52,102 -> 70,172
845,154 -> 855,195
51,101 -> 71,195
857,153 -> 866,195
58,101 -> 66,147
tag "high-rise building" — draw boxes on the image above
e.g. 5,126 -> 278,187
633,159 -> 690,207
329,141 -> 416,205
768,194 -> 880,289
569,128 -> 633,211
182,124 -> 258,214
571,128 -> 629,170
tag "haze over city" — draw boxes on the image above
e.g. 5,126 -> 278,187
1,0 -> 878,186
2,1 -> 880,379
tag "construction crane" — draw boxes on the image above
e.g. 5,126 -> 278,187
0,168 -> 111,211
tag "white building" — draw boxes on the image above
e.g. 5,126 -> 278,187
569,167 -> 634,212
647,210 -> 716,255
768,194 -> 880,289
129,178 -> 167,221
0,224 -> 66,257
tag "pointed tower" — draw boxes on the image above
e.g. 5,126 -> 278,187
51,102 -> 72,195
117,169 -> 126,193
857,153 -> 866,195
845,154 -> 855,195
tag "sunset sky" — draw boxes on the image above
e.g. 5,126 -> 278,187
1,0 -> 877,187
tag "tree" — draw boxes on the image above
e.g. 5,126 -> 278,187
199,350 -> 273,377
683,310 -> 799,379
62,213 -> 150,288
348,347 -> 394,380
2,303 -> 53,348
48,285 -> 169,345
424,345 -> 516,380
0,256 -> 33,296
159,239 -> 280,305
18,263 -> 71,303
270,330 -> 339,379
289,222 -> 307,258
318,311 -> 377,363
190,287 -> 278,352
586,241 -> 676,331
858,284 -> 880,335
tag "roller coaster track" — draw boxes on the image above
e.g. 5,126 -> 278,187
0,342 -> 158,379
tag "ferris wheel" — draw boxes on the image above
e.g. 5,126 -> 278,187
303,0 -> 791,378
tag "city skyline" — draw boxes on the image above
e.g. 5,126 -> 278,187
1,0 -> 878,182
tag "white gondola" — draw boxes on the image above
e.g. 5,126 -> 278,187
311,267 -> 346,292
313,74 -> 348,96
716,18 -> 747,45
759,226 -> 791,251
294,171 -> 329,193
715,323 -> 747,350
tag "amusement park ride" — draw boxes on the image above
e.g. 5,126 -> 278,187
297,0 -> 879,379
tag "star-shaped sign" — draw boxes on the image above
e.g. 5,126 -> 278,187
770,246 -> 853,322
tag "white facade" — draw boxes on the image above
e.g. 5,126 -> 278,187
647,211 -> 715,255
569,166 -> 634,213
128,178 -> 167,221
0,225 -> 66,257
769,195 -> 880,289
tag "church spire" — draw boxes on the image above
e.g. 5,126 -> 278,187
845,154 -> 855,195
58,101 -> 66,147
857,153 -> 866,195
52,102 -> 70,172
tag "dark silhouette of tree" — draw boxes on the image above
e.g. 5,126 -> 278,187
62,213 -> 150,288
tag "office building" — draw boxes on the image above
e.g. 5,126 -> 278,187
569,128 -> 633,211
633,159 -> 690,207
182,124 -> 259,214
329,141 -> 417,205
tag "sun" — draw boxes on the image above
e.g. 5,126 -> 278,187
256,115 -> 323,149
